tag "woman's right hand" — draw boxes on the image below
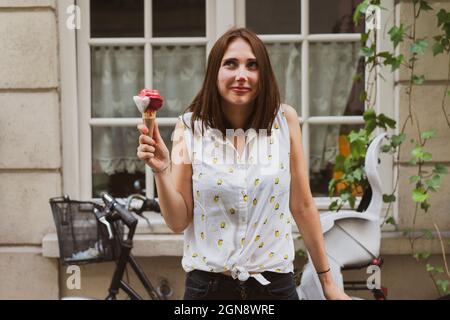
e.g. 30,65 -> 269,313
137,121 -> 170,173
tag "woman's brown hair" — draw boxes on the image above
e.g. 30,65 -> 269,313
181,27 -> 280,137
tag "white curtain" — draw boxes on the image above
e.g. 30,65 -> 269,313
309,42 -> 360,173
153,45 -> 205,117
266,42 -> 301,111
91,46 -> 145,176
91,45 -> 204,175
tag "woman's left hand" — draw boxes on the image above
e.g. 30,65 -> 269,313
323,282 -> 352,300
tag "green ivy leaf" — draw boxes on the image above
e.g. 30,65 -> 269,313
432,41 -> 444,56
348,196 -> 356,209
383,54 -> 404,71
391,133 -> 406,147
385,217 -> 396,226
383,194 -> 396,203
425,174 -> 442,191
378,113 -> 396,128
424,229 -> 434,240
419,0 -> 433,12
433,163 -> 448,175
420,129 -> 436,140
422,152 -> 432,161
329,200 -> 339,211
426,263 -> 434,272
360,46 -> 375,57
410,39 -> 429,55
388,24 -> 406,48
363,109 -> 376,121
421,200 -> 431,212
411,145 -> 432,162
412,75 -> 425,84
359,90 -> 367,102
409,175 -> 420,183
437,279 -> 449,293
414,251 -> 431,260
381,144 -> 391,153
361,32 -> 369,43
353,0 -> 371,26
353,168 -> 364,181
437,9 -> 450,27
435,266 -> 444,273
412,188 -> 428,202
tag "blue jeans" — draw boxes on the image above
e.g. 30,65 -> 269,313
183,269 -> 300,300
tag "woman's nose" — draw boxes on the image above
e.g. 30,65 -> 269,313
235,69 -> 248,82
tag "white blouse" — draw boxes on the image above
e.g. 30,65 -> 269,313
179,104 -> 295,285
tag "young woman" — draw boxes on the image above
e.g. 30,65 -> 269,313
137,27 -> 350,300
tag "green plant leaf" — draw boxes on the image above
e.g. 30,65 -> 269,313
383,194 -> 396,203
419,0 -> 433,12
359,90 -> 367,102
363,109 -> 376,121
353,168 -> 364,181
433,163 -> 448,175
423,229 -> 434,240
421,200 -> 431,212
414,251 -> 431,260
391,133 -> 406,147
410,39 -> 429,55
420,129 -> 435,140
432,41 -> 444,56
425,174 -> 442,191
437,9 -> 450,27
412,74 -> 425,84
409,175 -> 420,183
329,200 -> 339,211
385,217 -> 396,226
388,24 -> 406,48
378,113 -> 396,129
437,279 -> 449,293
422,152 -> 432,161
426,263 -> 434,272
412,188 -> 428,202
353,0 -> 371,26
348,195 -> 356,209
381,144 -> 392,153
360,46 -> 375,57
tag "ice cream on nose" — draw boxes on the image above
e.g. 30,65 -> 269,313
133,89 -> 164,138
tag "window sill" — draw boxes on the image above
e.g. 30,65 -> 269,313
42,211 -> 450,258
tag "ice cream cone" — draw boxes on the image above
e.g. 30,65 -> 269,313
143,110 -> 157,138
133,89 -> 164,138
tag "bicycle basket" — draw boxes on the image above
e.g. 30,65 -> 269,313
49,196 -> 122,265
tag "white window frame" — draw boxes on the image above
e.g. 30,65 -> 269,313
59,0 -> 397,225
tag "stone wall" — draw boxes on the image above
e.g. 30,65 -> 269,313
0,0 -> 60,299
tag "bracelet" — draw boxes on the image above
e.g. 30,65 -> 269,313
317,267 -> 331,275
151,161 -> 171,174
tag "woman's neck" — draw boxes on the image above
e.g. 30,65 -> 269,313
221,103 -> 254,130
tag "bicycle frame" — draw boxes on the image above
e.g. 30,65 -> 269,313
103,200 -> 162,300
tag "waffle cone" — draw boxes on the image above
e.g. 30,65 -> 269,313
143,110 -> 156,137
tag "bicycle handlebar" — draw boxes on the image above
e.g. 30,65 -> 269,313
101,192 -> 138,229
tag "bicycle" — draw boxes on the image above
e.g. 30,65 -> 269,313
50,191 -> 170,300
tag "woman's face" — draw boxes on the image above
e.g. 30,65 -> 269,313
217,38 -> 259,110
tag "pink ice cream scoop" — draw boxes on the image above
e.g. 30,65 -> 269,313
133,89 -> 164,137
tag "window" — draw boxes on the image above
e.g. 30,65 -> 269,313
72,0 -> 394,213
77,0 -> 211,199
237,0 -> 394,209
